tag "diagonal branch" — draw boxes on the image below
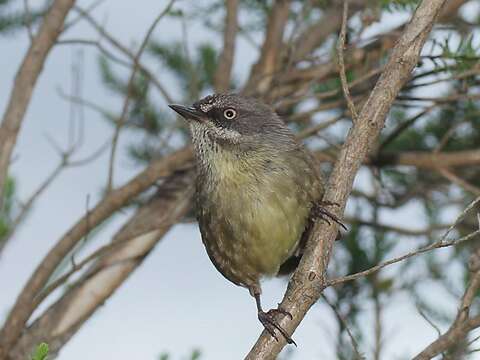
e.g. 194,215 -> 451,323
7,171 -> 194,360
245,1 -> 447,358
0,147 -> 193,357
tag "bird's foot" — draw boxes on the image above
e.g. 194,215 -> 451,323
312,201 -> 347,231
258,308 -> 296,346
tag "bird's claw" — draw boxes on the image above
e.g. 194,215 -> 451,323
271,307 -> 293,320
312,201 -> 347,231
258,309 -> 296,346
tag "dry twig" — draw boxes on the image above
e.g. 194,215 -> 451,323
0,0 -> 76,220
106,0 -> 176,192
73,6 -> 174,103
321,293 -> 365,359
414,245 -> 480,359
328,230 -> 480,286
438,168 -> 480,196
329,196 -> 480,286
337,1 -> 358,122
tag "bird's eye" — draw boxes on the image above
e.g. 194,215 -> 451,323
223,108 -> 237,120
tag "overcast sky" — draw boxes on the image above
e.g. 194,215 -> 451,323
0,1 -> 474,359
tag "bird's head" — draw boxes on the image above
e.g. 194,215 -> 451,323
169,93 -> 295,152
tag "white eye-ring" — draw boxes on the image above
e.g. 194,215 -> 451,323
223,108 -> 237,120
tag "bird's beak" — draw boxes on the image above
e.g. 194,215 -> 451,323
168,104 -> 204,122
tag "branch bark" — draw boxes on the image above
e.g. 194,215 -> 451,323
7,171 -> 194,359
244,0 -> 291,95
0,147 -> 193,359
214,0 -> 238,92
0,0 -> 76,210
245,1 -> 446,358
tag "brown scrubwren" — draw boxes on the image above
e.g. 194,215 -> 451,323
169,93 -> 343,344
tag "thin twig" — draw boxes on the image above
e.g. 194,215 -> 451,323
57,88 -> 115,121
417,306 -> 442,336
0,0 -> 76,226
63,0 -> 106,31
0,162 -> 63,256
35,233 -> 136,307
434,119 -> 466,153
67,141 -> 111,167
442,196 -> 480,240
0,137 -> 109,255
23,0 -> 34,41
414,247 -> 480,359
329,230 -> 480,286
276,66 -> 382,109
328,197 -> 480,287
106,0 -> 176,192
57,39 -> 131,68
346,217 -> 448,236
1,50 -> 88,255
336,1 -> 358,122
73,6 -> 174,103
439,168 -> 480,196
378,105 -> 434,151
298,114 -> 344,139
321,294 -> 365,359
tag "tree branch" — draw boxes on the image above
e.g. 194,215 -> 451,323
337,1 -> 358,122
214,0 -> 238,92
7,171 -> 194,359
0,147 -> 193,357
0,0 -> 76,214
328,229 -> 480,287
245,1 -> 446,358
374,149 -> 480,169
244,0 -> 291,95
414,245 -> 480,359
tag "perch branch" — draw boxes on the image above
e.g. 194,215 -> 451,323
245,1 -> 446,358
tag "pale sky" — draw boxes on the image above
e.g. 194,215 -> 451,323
0,1 -> 473,359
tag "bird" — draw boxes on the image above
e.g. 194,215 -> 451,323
169,93 -> 343,344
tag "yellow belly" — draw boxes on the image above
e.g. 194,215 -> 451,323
197,151 -> 313,286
